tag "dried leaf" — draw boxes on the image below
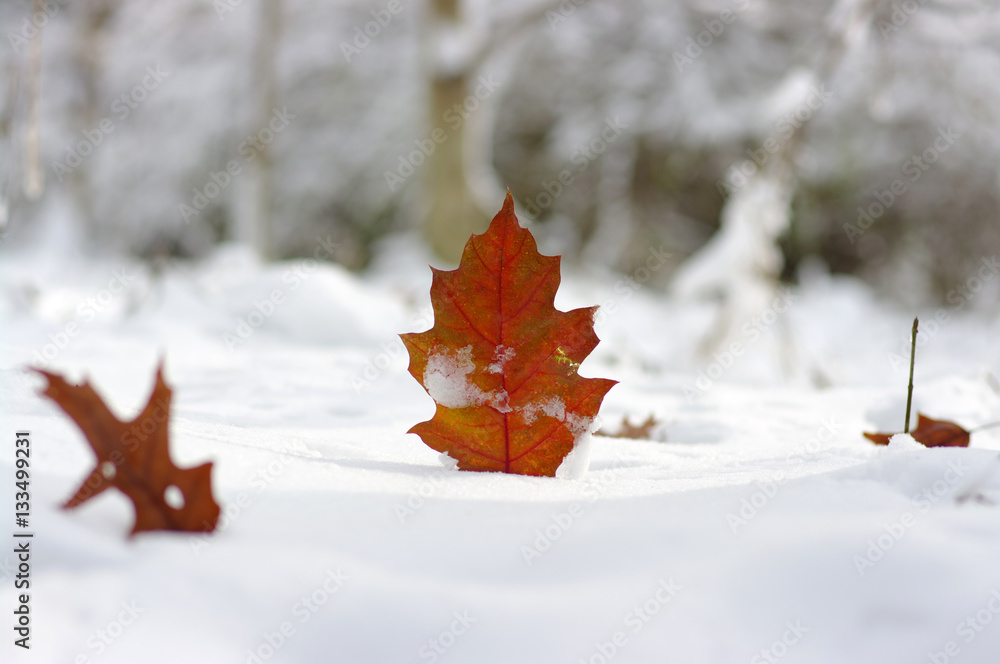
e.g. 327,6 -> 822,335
596,414 -> 662,441
402,191 -> 616,476
34,362 -> 221,536
864,413 -> 970,448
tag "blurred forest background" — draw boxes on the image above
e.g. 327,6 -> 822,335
1,0 -> 998,306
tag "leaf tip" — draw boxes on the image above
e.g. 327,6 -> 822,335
494,187 -> 519,228
863,432 -> 889,445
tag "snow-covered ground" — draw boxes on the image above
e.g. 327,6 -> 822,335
2,236 -> 1000,664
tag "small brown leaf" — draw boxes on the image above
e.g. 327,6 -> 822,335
864,413 -> 970,448
596,415 -> 662,441
34,362 -> 221,536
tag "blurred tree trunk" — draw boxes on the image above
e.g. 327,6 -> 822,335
423,0 -> 488,263
249,0 -> 281,261
672,0 -> 875,383
68,0 -> 117,235
422,0 -> 571,262
0,61 -> 17,230
23,0 -> 47,201
584,132 -> 638,268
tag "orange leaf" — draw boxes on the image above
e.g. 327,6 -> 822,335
864,413 -> 970,448
401,191 -> 617,476
34,362 -> 221,536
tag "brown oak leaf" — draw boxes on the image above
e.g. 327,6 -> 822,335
34,362 -> 221,536
864,413 -> 970,448
401,190 -> 617,476
596,414 -> 662,441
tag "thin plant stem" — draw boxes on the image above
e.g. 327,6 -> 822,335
904,317 -> 918,434
970,421 -> 1000,433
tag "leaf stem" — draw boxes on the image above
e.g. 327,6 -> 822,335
970,421 -> 1000,433
904,317 -> 918,434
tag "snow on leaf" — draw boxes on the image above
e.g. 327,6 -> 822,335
423,345 -> 511,412
488,345 -> 516,374
401,190 -> 617,476
33,362 -> 221,536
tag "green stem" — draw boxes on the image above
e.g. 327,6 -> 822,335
904,317 -> 918,434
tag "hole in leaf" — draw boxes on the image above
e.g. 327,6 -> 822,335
164,485 -> 185,510
100,461 -> 116,479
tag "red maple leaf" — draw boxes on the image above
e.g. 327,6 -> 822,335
401,191 -> 616,476
864,413 -> 970,448
34,362 -> 221,536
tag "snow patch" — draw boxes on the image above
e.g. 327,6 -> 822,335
885,432 -> 924,453
488,345 -> 515,374
555,432 -> 593,481
519,396 -> 596,479
423,345 -> 511,412
439,452 -> 459,470
521,397 -> 565,425
519,396 -> 593,438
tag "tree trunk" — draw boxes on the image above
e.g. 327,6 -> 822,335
249,0 -> 281,261
23,0 -> 47,201
423,0 -> 488,263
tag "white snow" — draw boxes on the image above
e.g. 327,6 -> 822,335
886,432 -> 925,453
520,396 -> 567,426
518,395 -> 596,480
423,345 -> 511,413
2,239 -> 1000,663
487,345 -> 515,374
520,395 -> 593,449
553,431 -> 593,482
